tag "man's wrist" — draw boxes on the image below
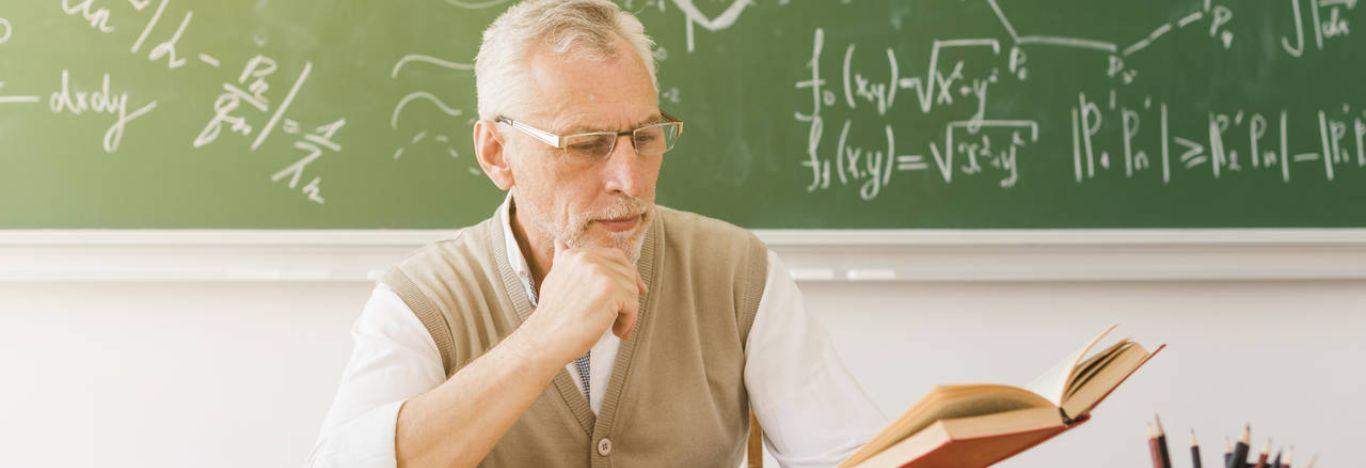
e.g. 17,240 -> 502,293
506,312 -> 575,374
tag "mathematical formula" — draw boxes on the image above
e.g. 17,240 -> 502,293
0,1 -> 342,205
794,0 -> 1363,201
2,0 -> 1362,215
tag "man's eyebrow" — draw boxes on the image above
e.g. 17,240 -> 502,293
636,113 -> 664,127
563,113 -> 663,134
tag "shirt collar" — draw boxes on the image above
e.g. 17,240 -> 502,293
500,193 -> 538,306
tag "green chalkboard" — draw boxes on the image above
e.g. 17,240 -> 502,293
2,0 -> 1365,229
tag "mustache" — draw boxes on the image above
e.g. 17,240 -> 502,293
576,197 -> 650,224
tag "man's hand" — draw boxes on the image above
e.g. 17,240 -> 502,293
394,237 -> 645,468
524,238 -> 647,364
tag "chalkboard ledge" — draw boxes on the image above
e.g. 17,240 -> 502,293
3,229 -> 1366,283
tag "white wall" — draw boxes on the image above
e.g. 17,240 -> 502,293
3,232 -> 1364,467
3,278 -> 1362,467
0,282 -> 364,467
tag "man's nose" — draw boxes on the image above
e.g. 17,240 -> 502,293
601,134 -> 647,196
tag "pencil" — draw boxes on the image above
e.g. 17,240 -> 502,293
1154,415 -> 1173,468
1283,446 -> 1294,468
1229,425 -> 1250,468
1148,423 -> 1164,468
1190,429 -> 1203,468
1251,439 -> 1273,468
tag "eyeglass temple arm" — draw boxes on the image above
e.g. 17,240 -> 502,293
497,117 -> 562,148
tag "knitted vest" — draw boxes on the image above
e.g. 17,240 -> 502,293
383,206 -> 769,467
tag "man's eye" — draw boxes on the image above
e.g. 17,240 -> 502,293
569,140 -> 611,153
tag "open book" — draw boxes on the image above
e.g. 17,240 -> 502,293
840,324 -> 1164,468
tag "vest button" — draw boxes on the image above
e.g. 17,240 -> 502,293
596,437 -> 613,456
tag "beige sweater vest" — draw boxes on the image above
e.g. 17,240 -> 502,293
383,206 -> 769,467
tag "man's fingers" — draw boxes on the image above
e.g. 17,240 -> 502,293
579,247 -> 640,290
606,257 -> 642,292
583,245 -> 633,269
613,306 -> 638,340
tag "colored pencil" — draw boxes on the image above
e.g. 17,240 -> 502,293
1228,425 -> 1250,468
1154,415 -> 1173,468
1253,438 -> 1270,468
1190,429 -> 1203,468
1148,423 -> 1165,468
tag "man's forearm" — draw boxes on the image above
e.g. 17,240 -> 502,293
395,324 -> 564,468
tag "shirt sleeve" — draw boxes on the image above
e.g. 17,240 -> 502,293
744,250 -> 888,468
307,283 -> 447,468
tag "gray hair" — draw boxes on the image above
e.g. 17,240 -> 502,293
475,0 -> 659,121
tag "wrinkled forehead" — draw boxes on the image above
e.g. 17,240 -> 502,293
520,37 -> 660,134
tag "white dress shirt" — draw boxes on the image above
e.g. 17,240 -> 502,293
308,199 -> 886,467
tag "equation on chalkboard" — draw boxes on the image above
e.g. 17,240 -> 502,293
0,0 -> 1363,229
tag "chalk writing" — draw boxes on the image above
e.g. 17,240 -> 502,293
8,0 -> 1366,221
47,69 -> 158,153
1283,0 -> 1359,57
272,118 -> 346,204
0,17 -> 12,45
60,0 -> 115,34
192,55 -> 314,151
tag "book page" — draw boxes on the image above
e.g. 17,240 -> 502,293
1024,323 -> 1119,405
1059,343 -> 1157,418
1065,341 -> 1133,400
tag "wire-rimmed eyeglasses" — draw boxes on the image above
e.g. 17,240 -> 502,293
494,111 -> 684,165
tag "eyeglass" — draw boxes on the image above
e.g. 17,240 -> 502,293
495,111 -> 684,165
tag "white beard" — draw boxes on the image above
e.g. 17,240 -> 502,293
606,227 -> 647,264
534,200 -> 652,264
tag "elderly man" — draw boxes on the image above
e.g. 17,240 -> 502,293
309,1 -> 884,466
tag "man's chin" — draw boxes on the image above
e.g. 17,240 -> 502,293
576,227 -> 647,262
585,233 -> 644,257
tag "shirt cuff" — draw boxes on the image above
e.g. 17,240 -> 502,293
308,400 -> 404,468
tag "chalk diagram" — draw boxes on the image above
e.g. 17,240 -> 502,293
388,53 -> 483,175
670,0 -> 752,52
0,17 -> 12,45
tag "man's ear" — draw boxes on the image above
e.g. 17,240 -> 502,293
474,120 -> 515,190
